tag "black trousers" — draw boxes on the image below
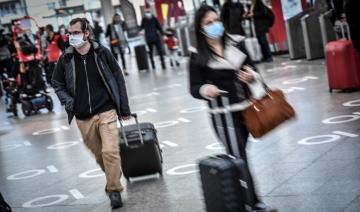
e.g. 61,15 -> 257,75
212,111 -> 261,204
112,47 -> 127,70
45,62 -> 56,86
257,33 -> 272,60
147,38 -> 165,69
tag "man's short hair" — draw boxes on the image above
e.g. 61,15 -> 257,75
69,18 -> 90,33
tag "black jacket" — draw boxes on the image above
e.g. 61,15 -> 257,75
221,2 -> 245,35
345,0 -> 360,52
52,41 -> 131,124
140,16 -> 164,43
253,1 -> 274,35
189,35 -> 255,105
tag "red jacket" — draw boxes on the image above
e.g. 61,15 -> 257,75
47,34 -> 62,62
165,36 -> 178,50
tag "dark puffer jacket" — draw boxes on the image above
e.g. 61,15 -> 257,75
52,41 -> 131,124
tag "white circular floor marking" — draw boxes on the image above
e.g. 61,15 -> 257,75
47,141 -> 80,150
79,168 -> 105,178
166,164 -> 198,175
7,169 -> 46,180
22,195 -> 68,208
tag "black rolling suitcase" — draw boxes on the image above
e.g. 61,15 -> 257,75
198,95 -> 255,212
119,114 -> 162,180
134,45 -> 149,71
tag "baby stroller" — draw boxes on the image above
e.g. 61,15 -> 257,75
8,16 -> 53,117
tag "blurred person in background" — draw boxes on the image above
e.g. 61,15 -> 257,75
58,24 -> 69,51
140,8 -> 166,70
0,28 -> 14,80
345,0 -> 360,53
164,28 -> 180,67
106,13 -> 129,76
45,24 -> 64,86
245,0 -> 274,62
221,0 -> 246,36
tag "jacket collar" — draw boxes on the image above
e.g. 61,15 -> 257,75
207,33 -> 247,70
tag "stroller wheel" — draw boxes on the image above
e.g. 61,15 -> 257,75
21,101 -> 32,116
46,96 -> 54,112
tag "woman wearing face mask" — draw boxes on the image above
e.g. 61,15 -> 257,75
106,13 -> 129,76
188,5 -> 277,212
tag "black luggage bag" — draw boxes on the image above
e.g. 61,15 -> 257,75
119,114 -> 162,180
134,45 -> 149,71
198,95 -> 255,212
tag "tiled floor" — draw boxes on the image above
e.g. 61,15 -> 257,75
0,55 -> 359,212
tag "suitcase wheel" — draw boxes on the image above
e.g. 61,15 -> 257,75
329,88 -> 333,93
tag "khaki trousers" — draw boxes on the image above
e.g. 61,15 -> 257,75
76,109 -> 123,192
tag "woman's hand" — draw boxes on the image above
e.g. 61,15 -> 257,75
238,65 -> 256,83
205,85 -> 222,98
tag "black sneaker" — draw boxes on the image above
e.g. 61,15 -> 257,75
254,202 -> 278,212
109,191 -> 123,209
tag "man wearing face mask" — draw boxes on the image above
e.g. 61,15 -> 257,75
52,18 -> 131,209
140,9 -> 166,70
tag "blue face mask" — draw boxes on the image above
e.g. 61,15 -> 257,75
203,21 -> 225,40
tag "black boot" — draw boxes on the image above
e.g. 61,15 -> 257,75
109,191 -> 123,209
254,202 -> 278,212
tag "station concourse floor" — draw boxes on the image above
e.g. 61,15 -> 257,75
0,55 -> 359,212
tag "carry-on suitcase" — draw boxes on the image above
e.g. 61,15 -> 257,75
119,114 -> 162,180
198,94 -> 255,212
244,19 -> 263,62
134,45 -> 149,71
325,22 -> 360,92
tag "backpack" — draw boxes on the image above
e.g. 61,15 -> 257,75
0,192 -> 12,212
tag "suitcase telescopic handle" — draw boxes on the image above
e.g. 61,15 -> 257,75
210,92 -> 242,159
119,113 -> 144,146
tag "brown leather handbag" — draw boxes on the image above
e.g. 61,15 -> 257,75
243,89 -> 296,138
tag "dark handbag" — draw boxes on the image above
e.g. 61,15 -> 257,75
243,87 -> 296,138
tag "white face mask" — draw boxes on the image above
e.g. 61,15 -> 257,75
145,12 -> 152,18
69,34 -> 86,49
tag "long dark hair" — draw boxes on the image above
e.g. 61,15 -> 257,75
194,5 -> 225,67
